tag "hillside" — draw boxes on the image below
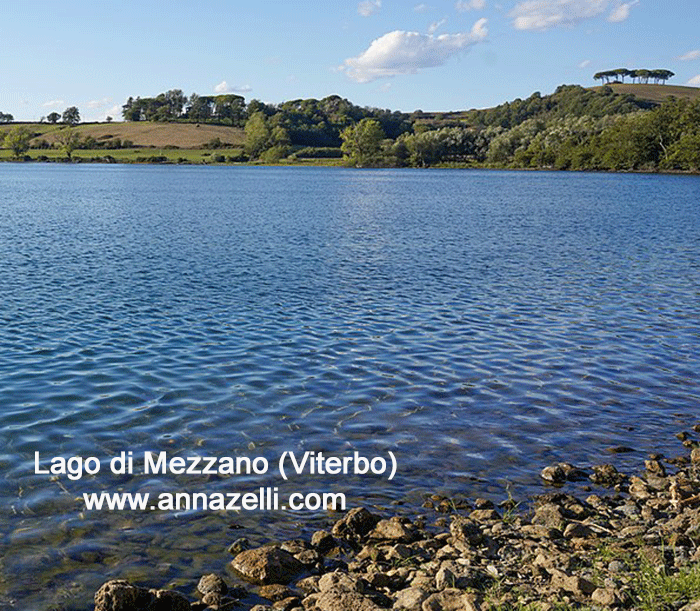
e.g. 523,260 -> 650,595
591,83 -> 700,104
0,121 -> 245,148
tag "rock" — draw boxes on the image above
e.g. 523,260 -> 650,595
198,574 -> 228,596
311,531 -> 337,555
691,448 -> 700,465
591,587 -> 617,606
94,580 -> 152,611
540,464 -> 567,484
421,588 -> 481,611
228,538 -> 251,554
532,504 -> 567,531
680,601 -> 700,611
449,516 -> 483,546
231,545 -> 305,585
563,522 -> 594,540
392,586 -> 430,611
272,595 -> 301,610
541,463 -> 587,484
260,584 -> 296,602
628,476 -> 652,501
332,507 -> 381,545
147,589 -> 191,611
307,586 -> 384,611
469,509 -> 501,523
590,464 -> 626,487
435,561 -> 478,590
369,517 -> 419,542
296,576 -> 320,595
549,570 -> 596,596
317,571 -> 363,594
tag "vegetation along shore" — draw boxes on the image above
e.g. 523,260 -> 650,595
1,82 -> 699,172
89,427 -> 700,611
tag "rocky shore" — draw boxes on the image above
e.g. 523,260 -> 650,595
92,436 -> 700,611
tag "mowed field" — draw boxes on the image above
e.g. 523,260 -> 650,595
0,121 -> 246,148
591,83 -> 700,103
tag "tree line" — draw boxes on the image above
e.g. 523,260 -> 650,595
593,68 -> 675,85
339,87 -> 700,172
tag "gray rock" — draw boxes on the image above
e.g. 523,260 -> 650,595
231,545 -> 305,585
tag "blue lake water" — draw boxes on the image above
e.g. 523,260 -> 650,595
0,164 -> 699,608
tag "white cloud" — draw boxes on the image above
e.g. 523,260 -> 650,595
456,0 -> 486,11
510,0 -> 611,31
688,75 -> 700,86
428,19 -> 447,34
414,3 -> 430,12
358,0 -> 381,17
42,99 -> 64,107
214,81 -> 252,94
87,97 -> 111,109
341,18 -> 488,82
607,0 -> 637,22
579,59 -> 591,68
679,50 -> 700,61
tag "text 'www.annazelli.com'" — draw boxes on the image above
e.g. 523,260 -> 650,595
81,487 -> 346,512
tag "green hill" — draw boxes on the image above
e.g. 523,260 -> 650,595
591,83 -> 700,104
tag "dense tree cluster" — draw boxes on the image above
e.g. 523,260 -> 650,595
122,90 -> 247,126
0,112 -> 14,123
593,68 -> 675,85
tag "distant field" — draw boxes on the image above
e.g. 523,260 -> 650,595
591,83 -> 700,104
0,121 -> 246,148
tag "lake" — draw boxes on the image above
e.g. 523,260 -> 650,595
0,164 -> 699,609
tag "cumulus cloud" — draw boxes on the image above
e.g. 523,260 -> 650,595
214,81 -> 252,94
341,18 -> 488,82
456,0 -> 486,11
688,75 -> 700,86
358,0 -> 381,17
679,50 -> 700,61
42,99 -> 64,107
607,0 -> 638,22
510,0 -> 613,30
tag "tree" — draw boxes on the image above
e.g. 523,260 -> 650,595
55,128 -> 81,159
0,111 -> 14,123
244,111 -> 272,159
62,106 -> 80,125
340,118 -> 386,167
3,126 -> 33,157
47,112 -> 61,124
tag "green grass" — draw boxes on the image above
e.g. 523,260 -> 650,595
632,560 -> 700,611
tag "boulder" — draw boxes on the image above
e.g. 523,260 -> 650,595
231,545 -> 305,585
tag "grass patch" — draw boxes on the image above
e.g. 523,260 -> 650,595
631,559 -> 700,611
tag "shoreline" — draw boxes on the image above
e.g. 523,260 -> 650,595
1,156 -> 700,177
90,431 -> 700,611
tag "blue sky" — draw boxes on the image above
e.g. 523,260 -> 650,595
1,0 -> 698,122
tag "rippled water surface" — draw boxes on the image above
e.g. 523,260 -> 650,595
1,164 -> 699,608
